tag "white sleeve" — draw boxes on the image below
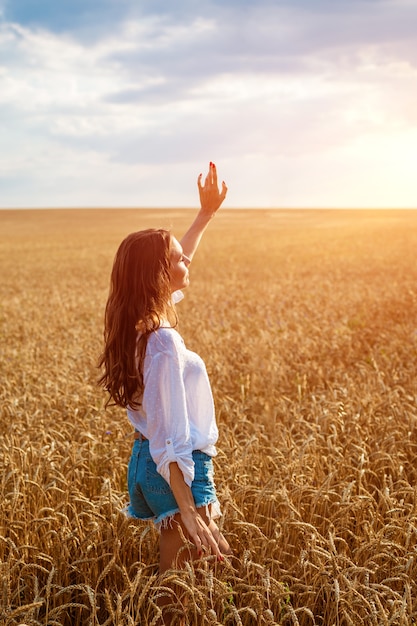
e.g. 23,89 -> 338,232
142,331 -> 194,487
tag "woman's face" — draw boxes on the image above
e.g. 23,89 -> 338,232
169,236 -> 191,292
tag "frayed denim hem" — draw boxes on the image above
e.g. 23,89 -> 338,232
122,503 -> 154,523
154,506 -> 181,530
123,497 -> 222,531
155,496 -> 222,531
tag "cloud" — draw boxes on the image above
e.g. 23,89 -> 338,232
2,0 -> 133,42
1,0 -> 417,207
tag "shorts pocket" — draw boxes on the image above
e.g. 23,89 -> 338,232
145,457 -> 172,495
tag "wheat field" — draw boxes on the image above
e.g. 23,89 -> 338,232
1,208 -> 417,626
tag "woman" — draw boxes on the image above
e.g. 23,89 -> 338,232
99,162 -> 232,578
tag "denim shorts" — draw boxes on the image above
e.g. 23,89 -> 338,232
126,437 -> 220,528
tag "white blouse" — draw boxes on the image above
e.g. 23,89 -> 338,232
127,315 -> 218,487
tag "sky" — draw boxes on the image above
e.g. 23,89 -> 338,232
0,0 -> 416,209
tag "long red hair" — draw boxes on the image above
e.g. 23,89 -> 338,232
98,228 -> 177,408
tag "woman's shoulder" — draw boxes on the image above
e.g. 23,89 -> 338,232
147,327 -> 185,355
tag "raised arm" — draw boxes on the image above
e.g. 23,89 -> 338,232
180,162 -> 227,261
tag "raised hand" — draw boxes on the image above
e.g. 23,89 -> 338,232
197,162 -> 228,217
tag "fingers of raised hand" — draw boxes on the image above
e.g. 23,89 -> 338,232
210,162 -> 218,187
199,163 -> 218,189
204,166 -> 212,188
220,180 -> 228,200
